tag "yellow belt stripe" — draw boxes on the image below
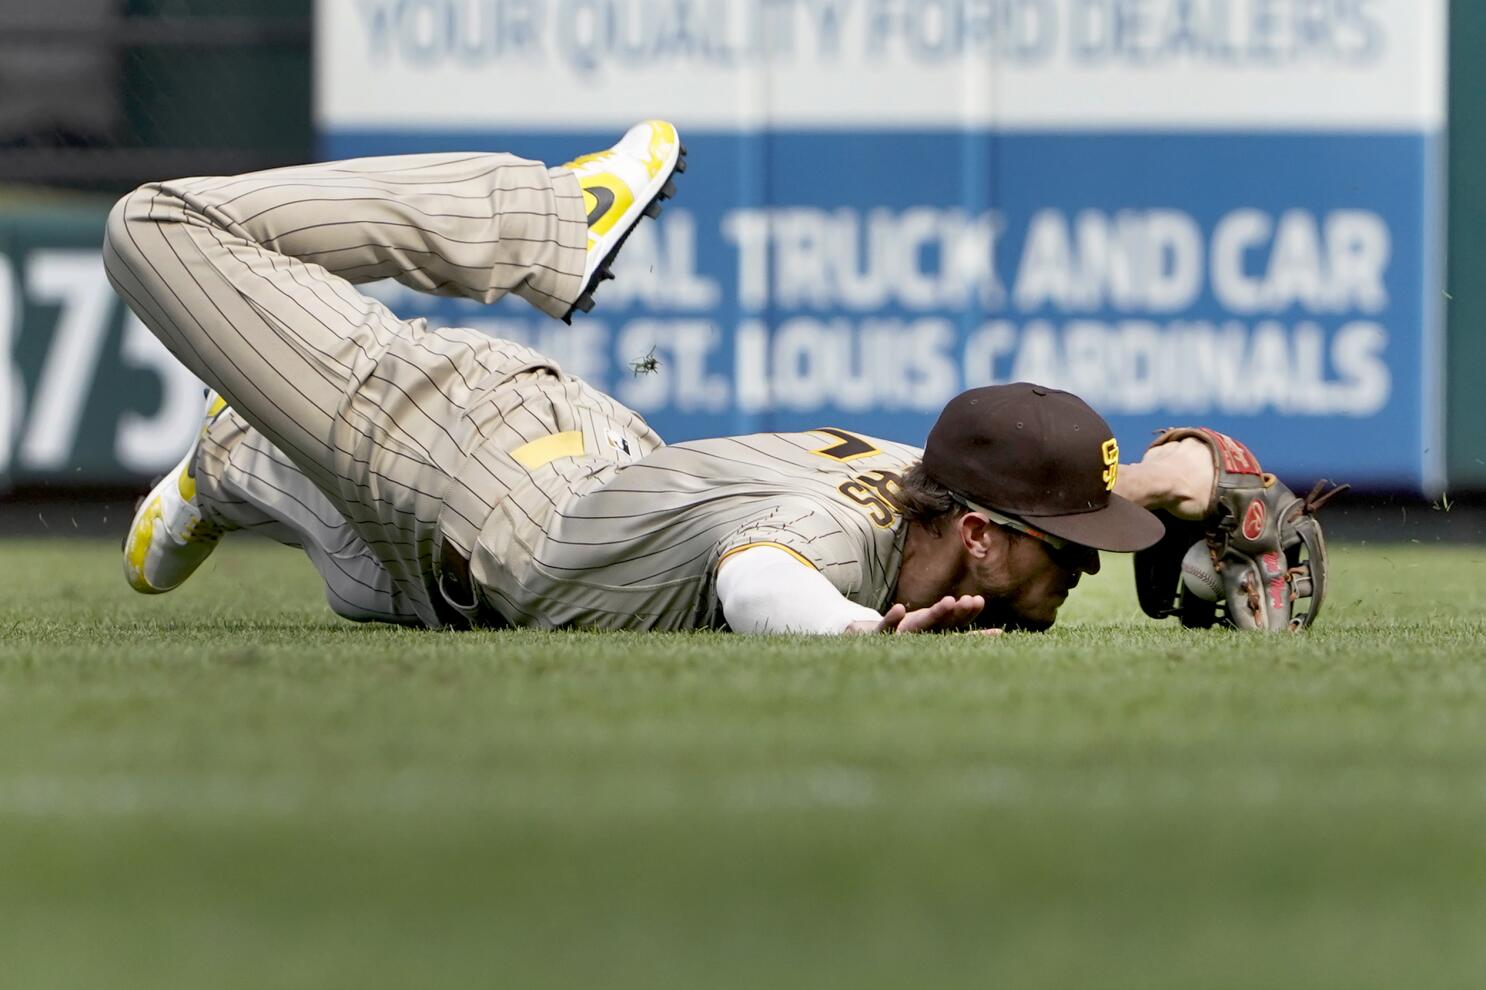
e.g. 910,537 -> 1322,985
509,431 -> 586,469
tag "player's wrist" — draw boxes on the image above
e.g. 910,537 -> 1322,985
1113,460 -> 1170,510
1119,440 -> 1215,520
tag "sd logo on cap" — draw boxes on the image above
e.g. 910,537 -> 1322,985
921,383 -> 1164,553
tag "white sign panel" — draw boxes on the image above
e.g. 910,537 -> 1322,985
319,0 -> 1446,130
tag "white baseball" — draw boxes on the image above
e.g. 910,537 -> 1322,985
1180,541 -> 1223,602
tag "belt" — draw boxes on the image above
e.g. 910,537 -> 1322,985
433,421 -> 591,630
435,537 -> 508,630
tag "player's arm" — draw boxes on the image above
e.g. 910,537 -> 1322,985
715,546 -> 988,636
1113,437 -> 1217,520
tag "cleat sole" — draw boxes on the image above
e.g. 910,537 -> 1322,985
563,142 -> 687,322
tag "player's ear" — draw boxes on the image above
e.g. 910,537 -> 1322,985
957,512 -> 999,561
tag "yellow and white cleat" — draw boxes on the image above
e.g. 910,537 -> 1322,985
122,390 -> 230,594
559,119 -> 685,322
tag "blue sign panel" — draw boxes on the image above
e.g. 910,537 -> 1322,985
316,0 -> 1447,490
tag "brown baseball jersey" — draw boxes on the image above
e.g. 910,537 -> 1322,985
466,430 -> 923,630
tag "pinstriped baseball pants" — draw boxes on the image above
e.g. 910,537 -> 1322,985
103,152 -> 613,627
194,405 -> 423,624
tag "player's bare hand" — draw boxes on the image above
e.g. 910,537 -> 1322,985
845,595 -> 999,635
1118,437 -> 1216,521
1151,437 -> 1216,519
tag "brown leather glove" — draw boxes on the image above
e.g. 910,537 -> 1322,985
1134,428 -> 1347,632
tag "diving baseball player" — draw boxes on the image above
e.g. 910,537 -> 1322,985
105,120 -> 1336,635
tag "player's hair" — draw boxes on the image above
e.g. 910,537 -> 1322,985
892,462 -> 964,532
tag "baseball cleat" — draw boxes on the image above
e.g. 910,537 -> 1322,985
122,390 -> 230,594
560,119 -> 686,323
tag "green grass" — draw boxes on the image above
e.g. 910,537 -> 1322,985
1,537 -> 1485,989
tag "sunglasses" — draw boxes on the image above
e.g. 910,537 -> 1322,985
949,493 -> 1075,554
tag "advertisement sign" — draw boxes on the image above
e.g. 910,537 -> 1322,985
317,0 -> 1447,490
0,206 -> 203,491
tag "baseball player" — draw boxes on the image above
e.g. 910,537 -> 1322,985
104,119 -> 1264,635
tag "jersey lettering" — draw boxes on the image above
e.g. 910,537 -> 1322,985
837,469 -> 904,529
811,428 -> 880,462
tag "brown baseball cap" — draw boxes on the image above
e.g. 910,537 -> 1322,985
922,383 -> 1165,553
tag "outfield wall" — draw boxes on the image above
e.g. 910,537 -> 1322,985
1447,1 -> 1486,489
0,202 -> 204,492
318,0 -> 1449,492
0,1 -> 1454,495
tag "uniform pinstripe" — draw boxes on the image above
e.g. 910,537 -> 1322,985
106,152 -> 917,631
194,406 -> 423,625
194,415 -> 920,631
102,152 -> 642,627
465,431 -> 922,630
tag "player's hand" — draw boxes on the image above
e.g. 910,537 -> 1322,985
1147,437 -> 1216,520
845,595 -> 1000,635
1121,437 -> 1216,521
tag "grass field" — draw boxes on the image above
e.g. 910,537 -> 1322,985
1,536 -> 1485,989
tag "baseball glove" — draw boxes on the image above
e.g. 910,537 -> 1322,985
1133,428 -> 1348,632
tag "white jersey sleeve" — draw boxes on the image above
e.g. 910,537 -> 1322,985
716,545 -> 883,634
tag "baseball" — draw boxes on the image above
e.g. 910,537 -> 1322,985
1180,541 -> 1223,602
